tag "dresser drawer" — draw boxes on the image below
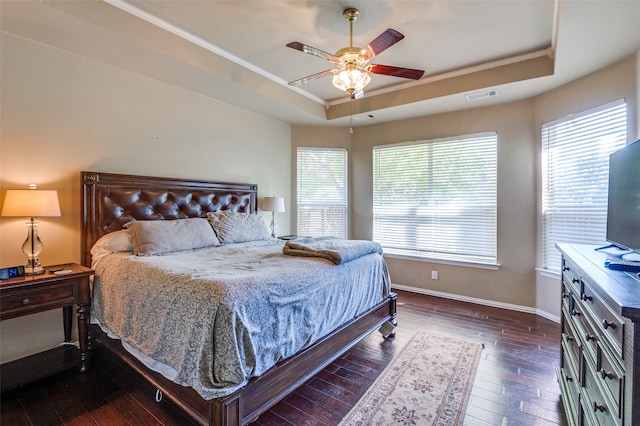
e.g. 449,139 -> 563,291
562,308 -> 581,375
570,297 -> 599,363
582,355 -> 620,426
597,342 -> 624,419
562,280 -> 573,313
0,283 -> 77,317
581,281 -> 624,358
558,361 -> 580,425
562,261 -> 582,295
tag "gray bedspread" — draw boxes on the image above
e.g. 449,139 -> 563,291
91,238 -> 390,400
283,236 -> 383,264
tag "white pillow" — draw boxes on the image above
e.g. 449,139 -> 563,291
207,210 -> 271,243
90,230 -> 133,268
124,218 -> 220,256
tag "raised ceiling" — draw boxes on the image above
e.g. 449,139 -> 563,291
2,1 -> 640,127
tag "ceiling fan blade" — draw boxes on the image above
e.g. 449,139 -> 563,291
367,64 -> 425,80
288,69 -> 336,86
286,42 -> 342,64
358,29 -> 405,62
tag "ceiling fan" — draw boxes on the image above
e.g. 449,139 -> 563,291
286,8 -> 425,99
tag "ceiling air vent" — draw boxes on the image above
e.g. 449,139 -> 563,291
465,89 -> 499,101
352,114 -> 376,121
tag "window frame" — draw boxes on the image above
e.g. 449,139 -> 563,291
372,132 -> 498,267
296,147 -> 349,239
541,98 -> 627,272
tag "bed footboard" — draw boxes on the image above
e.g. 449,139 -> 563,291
91,292 -> 397,425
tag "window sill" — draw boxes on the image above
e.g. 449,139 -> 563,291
382,248 -> 500,270
535,268 -> 561,280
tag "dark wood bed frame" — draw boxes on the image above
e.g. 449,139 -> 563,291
80,171 -> 397,426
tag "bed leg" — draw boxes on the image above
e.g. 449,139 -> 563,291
379,292 -> 397,338
378,320 -> 396,338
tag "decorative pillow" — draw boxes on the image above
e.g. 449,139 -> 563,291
207,210 -> 271,243
124,218 -> 220,256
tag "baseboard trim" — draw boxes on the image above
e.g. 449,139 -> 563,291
391,283 -> 560,323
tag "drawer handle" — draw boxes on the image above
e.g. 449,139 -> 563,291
571,309 -> 581,317
562,292 -> 570,299
602,319 -> 616,330
22,297 -> 31,305
566,335 -> 574,342
563,265 -> 570,272
566,375 -> 573,382
593,402 -> 607,413
585,333 -> 597,342
581,293 -> 593,302
599,369 -> 615,380
572,277 -> 581,284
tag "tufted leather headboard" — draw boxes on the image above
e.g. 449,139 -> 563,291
81,171 -> 258,267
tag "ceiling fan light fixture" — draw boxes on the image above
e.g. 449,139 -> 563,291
287,8 -> 423,98
332,67 -> 371,95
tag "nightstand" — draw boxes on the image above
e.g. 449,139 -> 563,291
0,263 -> 94,391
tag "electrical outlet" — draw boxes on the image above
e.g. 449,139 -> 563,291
431,270 -> 438,280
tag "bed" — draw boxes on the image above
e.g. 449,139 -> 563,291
80,171 -> 397,426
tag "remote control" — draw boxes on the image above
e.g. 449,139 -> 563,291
604,259 -> 640,272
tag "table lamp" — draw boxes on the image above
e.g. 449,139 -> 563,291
262,196 -> 285,238
2,185 -> 61,275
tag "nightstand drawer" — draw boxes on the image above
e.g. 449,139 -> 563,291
0,283 -> 77,317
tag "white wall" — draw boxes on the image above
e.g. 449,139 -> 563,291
0,33 -> 292,363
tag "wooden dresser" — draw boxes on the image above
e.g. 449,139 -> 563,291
556,244 -> 640,425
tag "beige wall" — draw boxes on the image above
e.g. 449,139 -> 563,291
0,33 -> 292,363
292,55 -> 639,320
352,101 -> 538,308
533,55 -> 638,318
294,101 -> 538,308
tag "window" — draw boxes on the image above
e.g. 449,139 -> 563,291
297,147 -> 348,238
373,132 -> 497,264
541,99 -> 627,272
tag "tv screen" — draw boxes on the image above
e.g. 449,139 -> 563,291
606,139 -> 640,253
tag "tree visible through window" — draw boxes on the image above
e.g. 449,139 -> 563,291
297,147 -> 348,238
541,99 -> 627,272
373,132 -> 497,263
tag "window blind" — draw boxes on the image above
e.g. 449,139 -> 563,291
373,132 -> 497,263
297,147 -> 348,238
541,99 -> 627,272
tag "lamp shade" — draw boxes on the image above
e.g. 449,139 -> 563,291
2,190 -> 61,217
262,196 -> 285,213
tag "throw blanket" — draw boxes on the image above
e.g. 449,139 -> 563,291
284,236 -> 383,264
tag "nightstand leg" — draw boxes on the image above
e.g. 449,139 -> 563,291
77,302 -> 90,373
63,306 -> 72,342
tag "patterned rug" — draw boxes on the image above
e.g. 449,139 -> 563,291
339,330 -> 483,426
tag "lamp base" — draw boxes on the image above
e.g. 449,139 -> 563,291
22,219 -> 45,275
25,258 -> 45,275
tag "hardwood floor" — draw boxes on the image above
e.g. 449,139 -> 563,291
1,290 -> 565,425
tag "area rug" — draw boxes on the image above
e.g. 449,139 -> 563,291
339,330 -> 483,426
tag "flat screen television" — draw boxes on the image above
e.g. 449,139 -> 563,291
606,139 -> 640,255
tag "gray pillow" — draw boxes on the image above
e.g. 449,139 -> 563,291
124,218 -> 220,255
207,210 -> 271,243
